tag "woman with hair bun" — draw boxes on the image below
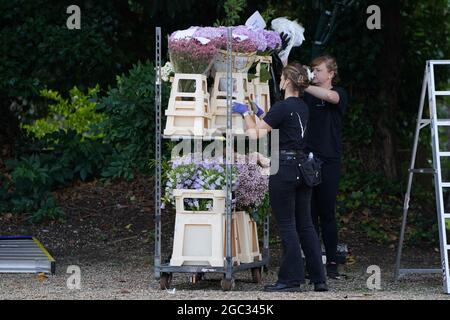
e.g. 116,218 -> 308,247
232,63 -> 328,292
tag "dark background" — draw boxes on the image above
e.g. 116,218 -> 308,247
1,0 -> 449,246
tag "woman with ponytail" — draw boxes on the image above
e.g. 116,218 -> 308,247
232,63 -> 328,292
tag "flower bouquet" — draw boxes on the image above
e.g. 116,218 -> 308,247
212,26 -> 281,73
168,26 -> 281,74
168,37 -> 218,75
163,153 -> 269,213
234,153 -> 269,213
212,26 -> 259,73
163,155 -> 237,212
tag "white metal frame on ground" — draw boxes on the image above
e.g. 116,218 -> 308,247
0,236 -> 55,274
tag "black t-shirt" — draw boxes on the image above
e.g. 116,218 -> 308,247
263,96 -> 309,151
304,87 -> 348,159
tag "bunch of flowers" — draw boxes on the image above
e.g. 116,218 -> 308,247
234,153 -> 269,212
163,153 -> 269,212
168,38 -> 218,74
232,25 -> 267,52
163,155 -> 238,211
169,26 -> 281,57
212,37 -> 258,54
193,27 -> 227,40
262,30 -> 282,53
208,26 -> 281,55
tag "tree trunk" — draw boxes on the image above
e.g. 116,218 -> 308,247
376,1 -> 402,180
0,100 -> 19,159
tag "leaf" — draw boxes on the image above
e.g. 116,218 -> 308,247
37,272 -> 48,281
259,66 -> 272,83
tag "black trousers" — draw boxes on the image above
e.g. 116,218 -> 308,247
311,158 -> 341,264
269,160 -> 326,285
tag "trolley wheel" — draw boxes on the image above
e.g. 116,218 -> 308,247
220,278 -> 235,291
251,267 -> 263,284
159,272 -> 172,290
190,272 -> 204,284
197,272 -> 205,281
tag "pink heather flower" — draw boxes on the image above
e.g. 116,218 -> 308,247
168,38 -> 218,73
212,37 -> 257,53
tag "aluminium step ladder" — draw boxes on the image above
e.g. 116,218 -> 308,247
394,60 -> 450,293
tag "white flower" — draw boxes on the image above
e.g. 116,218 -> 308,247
161,61 -> 174,82
305,67 -> 315,82
194,37 -> 210,45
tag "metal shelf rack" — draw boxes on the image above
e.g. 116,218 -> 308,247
153,27 -> 270,291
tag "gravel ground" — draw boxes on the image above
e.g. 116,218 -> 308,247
1,242 -> 450,300
1,177 -> 449,300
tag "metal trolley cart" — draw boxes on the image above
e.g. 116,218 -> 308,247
153,27 -> 270,291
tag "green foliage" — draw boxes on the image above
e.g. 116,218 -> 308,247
254,192 -> 270,223
2,154 -> 63,223
97,61 -> 169,180
342,103 -> 374,146
22,86 -> 104,139
260,1 -> 277,22
149,145 -> 174,187
1,130 -> 112,222
0,1 -> 128,100
214,0 -> 247,26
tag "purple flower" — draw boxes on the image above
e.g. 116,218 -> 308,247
193,27 -> 225,40
232,25 -> 267,52
216,166 -> 224,173
262,30 -> 281,50
193,183 -> 201,189
164,153 -> 267,212
233,155 -> 269,211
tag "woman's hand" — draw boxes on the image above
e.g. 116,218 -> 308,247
232,102 -> 250,116
249,101 -> 265,118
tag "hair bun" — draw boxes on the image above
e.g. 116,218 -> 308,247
282,63 -> 310,93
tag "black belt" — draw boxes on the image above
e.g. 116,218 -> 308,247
279,150 -> 305,156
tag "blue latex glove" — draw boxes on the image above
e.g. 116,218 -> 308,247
250,101 -> 264,118
232,102 -> 249,115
